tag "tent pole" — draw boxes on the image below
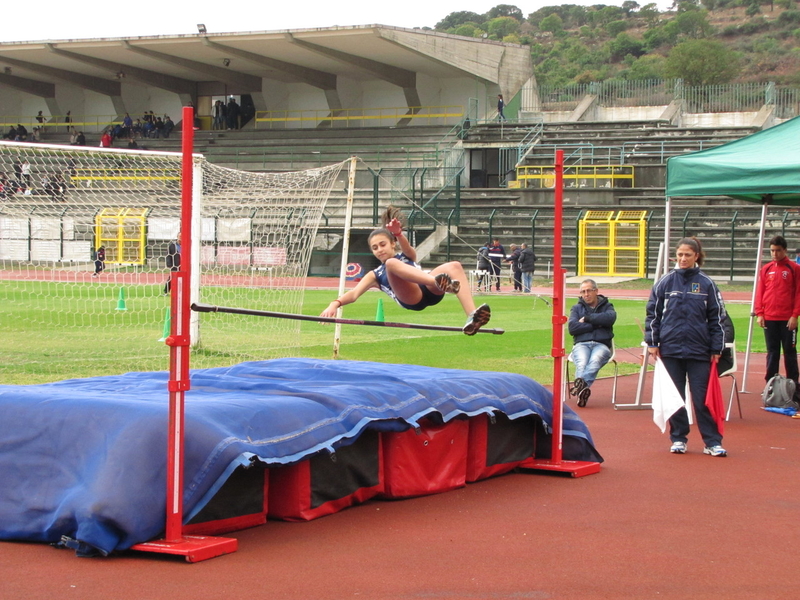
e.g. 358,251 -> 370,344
742,201 -> 768,392
663,197 -> 672,279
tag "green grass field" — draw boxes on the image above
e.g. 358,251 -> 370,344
0,280 -> 763,385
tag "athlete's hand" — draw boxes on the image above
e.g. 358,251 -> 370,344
386,218 -> 402,237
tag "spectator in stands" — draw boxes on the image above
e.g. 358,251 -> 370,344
111,123 -> 123,139
3,126 -> 18,140
519,243 -> 536,293
64,111 -> 71,132
505,243 -> 522,292
21,159 -> 31,186
93,246 -> 106,277
69,128 -> 78,145
645,237 -> 727,457
164,237 -> 181,294
16,124 -> 28,140
142,119 -> 154,138
754,234 -> 800,402
226,97 -> 240,130
153,117 -> 165,138
127,137 -> 138,150
497,94 -> 506,121
476,242 -> 491,292
36,111 -> 45,124
31,127 -> 42,142
320,206 -> 491,336
75,131 -> 86,146
569,279 -> 617,407
100,130 -> 113,148
487,237 -> 505,291
122,113 -> 133,132
163,115 -> 174,138
213,100 -> 226,130
132,119 -> 143,138
13,159 -> 23,184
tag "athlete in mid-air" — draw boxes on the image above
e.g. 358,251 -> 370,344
320,207 -> 490,335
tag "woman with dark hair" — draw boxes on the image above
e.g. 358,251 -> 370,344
320,207 -> 490,335
644,237 -> 729,457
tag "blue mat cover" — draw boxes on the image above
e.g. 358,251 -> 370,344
0,358 -> 601,555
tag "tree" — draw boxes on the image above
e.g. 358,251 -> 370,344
622,1 -> 641,16
487,4 -> 524,21
605,20 -> 629,37
455,24 -> 482,37
608,32 -> 646,61
639,3 -> 661,28
488,16 -> 521,39
664,39 -> 740,84
674,8 -> 714,38
623,54 -> 667,79
540,13 -> 564,34
435,11 -> 484,31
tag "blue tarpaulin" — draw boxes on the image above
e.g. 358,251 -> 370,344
0,358 -> 601,555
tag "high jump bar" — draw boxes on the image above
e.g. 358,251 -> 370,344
191,303 -> 505,335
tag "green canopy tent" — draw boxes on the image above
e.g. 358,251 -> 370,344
665,115 -> 800,391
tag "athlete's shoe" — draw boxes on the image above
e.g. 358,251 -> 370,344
670,441 -> 687,454
703,445 -> 727,457
577,387 -> 591,407
434,273 -> 461,294
463,304 -> 491,336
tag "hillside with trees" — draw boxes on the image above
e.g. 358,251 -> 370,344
427,2 -> 800,87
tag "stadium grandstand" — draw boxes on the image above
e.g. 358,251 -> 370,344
1,25 -> 799,281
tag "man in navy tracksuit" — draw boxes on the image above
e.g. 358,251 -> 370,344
645,238 -> 727,456
487,238 -> 505,292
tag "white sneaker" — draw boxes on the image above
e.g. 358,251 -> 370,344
703,445 -> 727,457
670,441 -> 687,454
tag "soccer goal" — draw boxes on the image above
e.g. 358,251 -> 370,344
0,139 -> 346,384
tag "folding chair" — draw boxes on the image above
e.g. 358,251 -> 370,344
566,340 -> 618,405
719,342 -> 742,421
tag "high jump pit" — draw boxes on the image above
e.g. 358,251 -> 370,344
0,358 -> 602,557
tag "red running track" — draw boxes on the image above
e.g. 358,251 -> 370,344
1,351 -> 799,600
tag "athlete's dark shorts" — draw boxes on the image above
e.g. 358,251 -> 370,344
397,284 -> 444,311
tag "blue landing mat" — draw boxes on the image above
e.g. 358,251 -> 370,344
0,358 -> 601,555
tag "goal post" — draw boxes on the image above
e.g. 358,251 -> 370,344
0,139 -> 346,384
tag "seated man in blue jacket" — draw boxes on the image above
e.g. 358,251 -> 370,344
568,279 -> 617,407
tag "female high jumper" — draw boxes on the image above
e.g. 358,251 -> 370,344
321,207 -> 491,335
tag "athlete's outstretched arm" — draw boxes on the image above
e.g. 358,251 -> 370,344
320,272 -> 378,317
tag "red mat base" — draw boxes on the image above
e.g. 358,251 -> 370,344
130,535 -> 238,563
519,457 -> 601,477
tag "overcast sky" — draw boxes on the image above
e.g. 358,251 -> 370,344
0,0 -> 672,43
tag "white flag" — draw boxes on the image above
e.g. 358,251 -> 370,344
652,358 -> 685,433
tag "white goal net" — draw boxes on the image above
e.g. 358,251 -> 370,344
0,140 -> 346,384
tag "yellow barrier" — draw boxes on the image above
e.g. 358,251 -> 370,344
74,168 -> 180,182
577,210 -> 648,278
94,208 -> 149,265
254,105 -> 464,127
516,165 -> 635,189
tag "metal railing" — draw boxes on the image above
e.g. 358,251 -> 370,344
253,105 -> 464,129
523,80 -> 800,119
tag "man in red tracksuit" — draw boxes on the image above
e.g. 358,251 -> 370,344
754,235 -> 800,392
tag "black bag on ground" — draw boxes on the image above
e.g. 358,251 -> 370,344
762,374 -> 799,410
